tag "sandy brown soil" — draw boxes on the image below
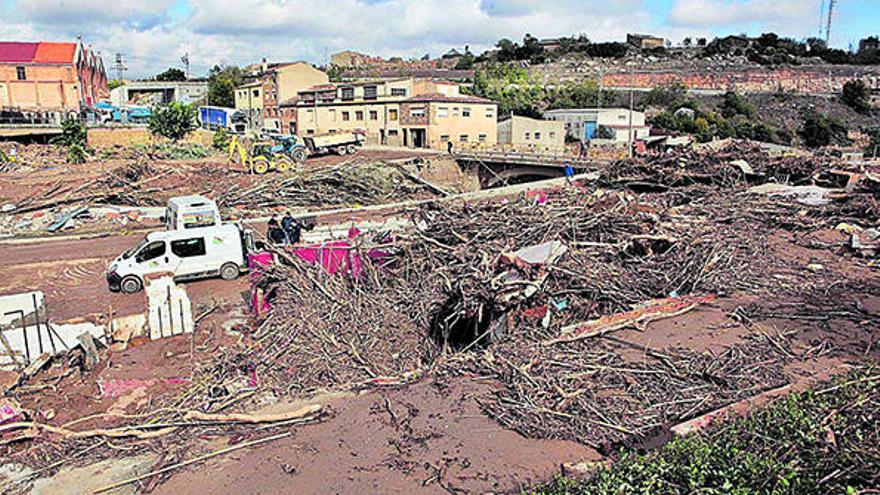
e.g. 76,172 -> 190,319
155,378 -> 599,495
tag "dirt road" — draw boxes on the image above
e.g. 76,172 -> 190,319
0,233 -> 246,321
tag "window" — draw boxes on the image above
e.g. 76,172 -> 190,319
462,107 -> 471,117
478,134 -> 487,143
391,88 -> 407,97
369,110 -> 378,120
459,134 -> 468,142
535,132 -> 541,140
438,107 -> 448,118
355,111 -> 364,121
364,85 -> 377,100
342,111 -> 350,121
440,135 -> 450,142
549,132 -> 556,139
452,107 -> 460,117
485,108 -> 494,118
524,132 -> 531,140
410,107 -> 425,117
16,66 -> 25,80
389,109 -> 398,121
136,241 -> 166,263
341,87 -> 355,100
618,114 -> 627,121
307,129 -> 315,135
329,129 -> 336,133
171,238 -> 206,258
388,129 -> 398,136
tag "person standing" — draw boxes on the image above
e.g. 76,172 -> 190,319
281,212 -> 295,244
447,140 -> 454,154
267,215 -> 282,244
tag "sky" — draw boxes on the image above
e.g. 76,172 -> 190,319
1,0 -> 877,78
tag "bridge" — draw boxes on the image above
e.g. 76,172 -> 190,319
454,151 -> 612,188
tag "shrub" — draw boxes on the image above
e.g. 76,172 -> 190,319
841,80 -> 872,114
799,111 -> 850,148
51,119 -> 87,148
212,127 -> 231,150
148,102 -> 197,141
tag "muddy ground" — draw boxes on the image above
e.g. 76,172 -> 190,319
0,144 -> 877,494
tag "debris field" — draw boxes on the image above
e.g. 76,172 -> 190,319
0,142 -> 878,493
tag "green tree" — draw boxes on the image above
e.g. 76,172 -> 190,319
50,119 -> 90,164
107,79 -> 124,91
841,79 -> 872,114
155,67 -> 186,81
148,102 -> 197,141
799,111 -> 850,148
642,82 -> 688,109
468,64 -> 544,117
719,91 -> 755,119
207,65 -> 244,108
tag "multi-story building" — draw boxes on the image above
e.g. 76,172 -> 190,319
283,78 -> 497,150
497,115 -> 566,150
234,81 -> 263,129
234,61 -> 328,132
543,108 -> 650,143
0,38 -> 107,116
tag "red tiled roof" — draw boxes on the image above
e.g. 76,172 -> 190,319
406,93 -> 495,104
303,83 -> 337,91
0,42 -> 39,63
0,41 -> 76,64
34,42 -> 76,63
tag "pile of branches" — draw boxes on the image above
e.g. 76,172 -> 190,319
600,142 -> 829,189
218,160 -> 432,210
459,332 -> 793,449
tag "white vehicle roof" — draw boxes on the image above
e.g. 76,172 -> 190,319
146,223 -> 240,242
167,195 -> 217,209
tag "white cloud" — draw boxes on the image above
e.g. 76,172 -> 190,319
0,0 -> 756,79
15,0 -> 176,29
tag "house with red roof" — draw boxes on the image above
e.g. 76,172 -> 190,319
0,38 -> 107,115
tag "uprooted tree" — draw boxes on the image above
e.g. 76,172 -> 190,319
148,102 -> 198,142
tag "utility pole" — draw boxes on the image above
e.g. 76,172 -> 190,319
627,63 -> 634,158
825,0 -> 836,45
113,53 -> 127,82
181,53 -> 190,79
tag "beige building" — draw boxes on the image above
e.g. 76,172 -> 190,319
497,115 -> 565,150
285,78 -> 497,150
234,81 -> 263,129
235,61 -> 328,131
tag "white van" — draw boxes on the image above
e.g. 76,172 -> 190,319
107,223 -> 254,294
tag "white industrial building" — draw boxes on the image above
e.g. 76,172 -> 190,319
543,108 -> 650,143
110,80 -> 209,106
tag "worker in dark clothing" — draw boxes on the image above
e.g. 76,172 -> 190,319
447,141 -> 454,154
267,216 -> 284,244
281,212 -> 295,244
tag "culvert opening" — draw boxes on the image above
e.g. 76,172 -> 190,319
429,296 -> 498,353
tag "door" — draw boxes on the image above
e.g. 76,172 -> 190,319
170,237 -> 208,278
133,240 -> 172,276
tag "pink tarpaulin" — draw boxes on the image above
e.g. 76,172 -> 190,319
292,228 -> 389,277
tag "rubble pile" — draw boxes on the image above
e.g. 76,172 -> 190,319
218,160 -> 436,211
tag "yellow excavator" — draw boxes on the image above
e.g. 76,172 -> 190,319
228,135 -> 306,174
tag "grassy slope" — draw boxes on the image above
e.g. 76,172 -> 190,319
533,367 -> 880,495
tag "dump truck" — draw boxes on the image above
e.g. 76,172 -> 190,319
302,131 -> 365,156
